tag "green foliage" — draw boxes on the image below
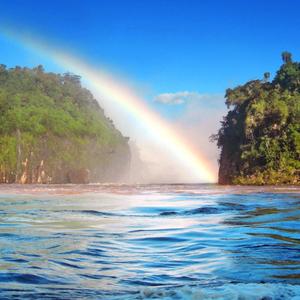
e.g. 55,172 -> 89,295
0,65 -> 130,183
214,52 -> 300,185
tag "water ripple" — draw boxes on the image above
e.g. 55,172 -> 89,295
0,184 -> 299,299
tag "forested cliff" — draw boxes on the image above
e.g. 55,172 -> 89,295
214,52 -> 300,185
0,65 -> 130,183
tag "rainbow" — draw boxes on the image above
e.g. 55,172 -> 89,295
0,30 -> 217,183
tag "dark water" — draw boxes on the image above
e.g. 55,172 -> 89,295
0,184 -> 299,299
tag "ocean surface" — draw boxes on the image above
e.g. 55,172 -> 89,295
0,184 -> 299,299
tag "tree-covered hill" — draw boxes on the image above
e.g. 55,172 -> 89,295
0,64 -> 130,183
214,52 -> 300,185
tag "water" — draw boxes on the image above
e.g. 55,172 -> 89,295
0,184 -> 299,299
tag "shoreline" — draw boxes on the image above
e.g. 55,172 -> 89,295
0,183 -> 298,196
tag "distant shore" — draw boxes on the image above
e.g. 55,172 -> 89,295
0,183 -> 298,197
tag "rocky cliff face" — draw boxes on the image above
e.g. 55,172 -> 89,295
0,65 -> 131,183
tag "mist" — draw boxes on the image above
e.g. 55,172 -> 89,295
93,89 -> 227,184
126,94 -> 227,184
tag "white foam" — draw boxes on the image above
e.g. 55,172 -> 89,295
136,283 -> 300,300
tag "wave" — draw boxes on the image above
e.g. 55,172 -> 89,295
136,283 -> 300,300
0,273 -> 64,285
69,207 -> 222,218
160,206 -> 222,216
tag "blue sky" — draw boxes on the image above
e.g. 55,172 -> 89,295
1,0 -> 300,115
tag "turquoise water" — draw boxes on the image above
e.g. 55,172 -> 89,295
0,184 -> 299,299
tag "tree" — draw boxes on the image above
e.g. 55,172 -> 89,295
263,72 -> 270,82
214,53 -> 300,185
0,65 -> 130,183
281,51 -> 292,64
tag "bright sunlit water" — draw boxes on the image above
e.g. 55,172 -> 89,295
0,184 -> 299,299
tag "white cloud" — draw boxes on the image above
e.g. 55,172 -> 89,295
154,91 -> 207,105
